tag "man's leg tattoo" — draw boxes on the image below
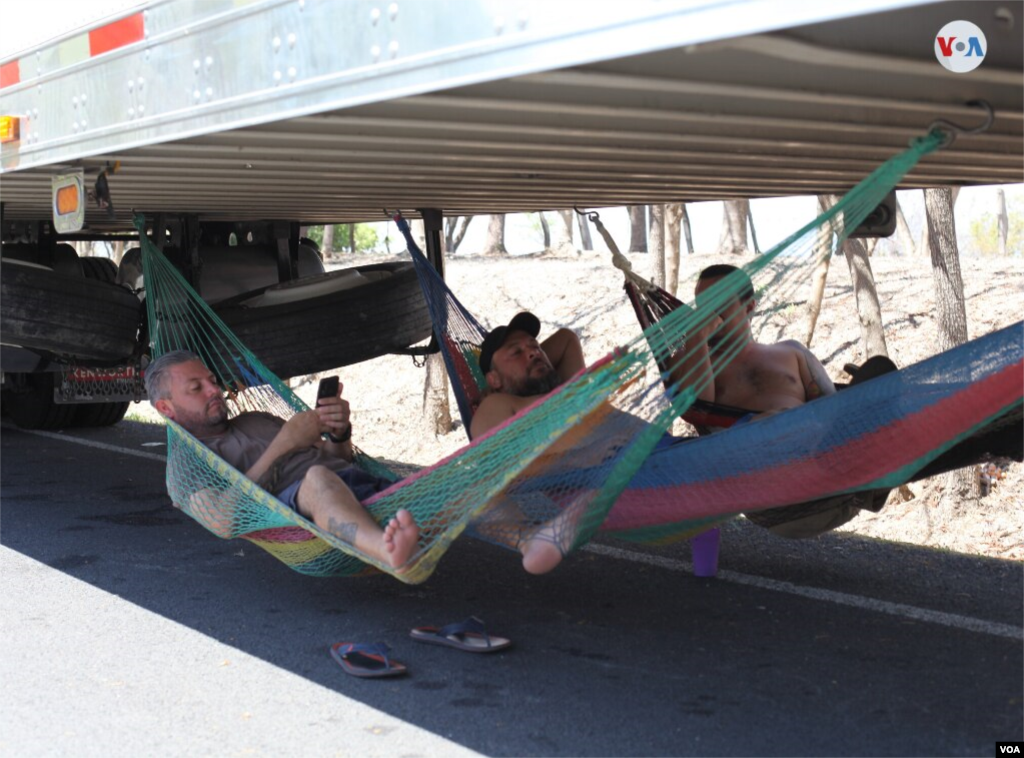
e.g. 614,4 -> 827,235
328,516 -> 358,545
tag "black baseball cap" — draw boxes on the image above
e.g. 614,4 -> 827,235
478,312 -> 541,373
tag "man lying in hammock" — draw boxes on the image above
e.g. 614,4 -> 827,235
470,275 -> 860,539
145,350 -> 422,572
667,264 -> 891,536
668,264 -> 837,421
469,312 -> 586,440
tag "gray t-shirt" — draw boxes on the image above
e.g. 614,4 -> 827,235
203,412 -> 352,495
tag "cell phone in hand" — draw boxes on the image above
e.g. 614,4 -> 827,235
316,376 -> 339,405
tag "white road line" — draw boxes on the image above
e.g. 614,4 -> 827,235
585,543 -> 1024,641
16,426 -> 1023,642
11,427 -> 168,462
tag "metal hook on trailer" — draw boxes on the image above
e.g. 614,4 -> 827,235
928,99 -> 995,147
573,205 -> 601,223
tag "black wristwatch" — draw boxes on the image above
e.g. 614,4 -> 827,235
327,424 -> 352,444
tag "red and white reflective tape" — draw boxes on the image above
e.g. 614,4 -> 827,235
0,60 -> 19,89
0,12 -> 144,90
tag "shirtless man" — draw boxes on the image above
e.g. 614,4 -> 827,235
470,312 -> 588,574
672,264 -> 879,538
673,264 -> 835,415
146,350 -> 420,573
470,312 -> 585,439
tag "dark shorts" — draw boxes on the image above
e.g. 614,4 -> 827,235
277,467 -> 392,512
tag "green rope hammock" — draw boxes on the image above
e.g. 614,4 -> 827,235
139,217 -> 676,581
138,129 -> 947,580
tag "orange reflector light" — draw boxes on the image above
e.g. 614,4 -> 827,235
56,184 -> 80,215
0,115 -> 19,143
52,172 -> 86,233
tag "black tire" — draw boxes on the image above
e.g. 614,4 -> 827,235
213,261 -> 431,378
80,256 -> 119,283
74,400 -> 131,427
1,260 -> 142,362
8,373 -> 78,430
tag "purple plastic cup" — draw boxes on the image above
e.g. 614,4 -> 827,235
691,527 -> 721,578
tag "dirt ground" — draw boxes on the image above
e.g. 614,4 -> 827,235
283,245 -> 1021,561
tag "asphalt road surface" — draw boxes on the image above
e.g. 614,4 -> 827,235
2,419 -> 1021,757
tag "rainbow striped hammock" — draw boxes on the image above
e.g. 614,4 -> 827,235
395,182 -> 1022,545
140,217 -> 690,583
139,130 -> 1020,585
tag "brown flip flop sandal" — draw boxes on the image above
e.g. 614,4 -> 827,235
330,642 -> 408,678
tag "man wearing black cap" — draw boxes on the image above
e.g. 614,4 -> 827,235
470,312 -> 585,439
467,312 -> 588,574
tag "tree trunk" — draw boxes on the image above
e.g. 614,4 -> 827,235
538,212 -> 551,249
444,217 -> 455,253
748,204 -> 762,255
924,186 -> 977,510
322,224 -> 335,257
451,216 -> 472,253
895,199 -> 915,257
680,205 -> 694,255
348,223 -> 355,253
577,212 -> 594,251
664,203 -> 683,296
481,214 -> 507,255
648,204 -> 665,288
825,195 -> 889,358
997,188 -> 1009,256
422,220 -> 452,434
445,216 -> 475,254
842,236 -> 889,358
628,205 -> 647,253
549,210 -> 575,254
925,188 -> 970,351
803,196 -> 836,347
718,199 -> 750,256
919,187 -> 959,255
423,352 -> 452,436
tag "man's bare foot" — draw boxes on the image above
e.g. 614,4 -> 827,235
383,509 -> 421,571
519,508 -> 578,575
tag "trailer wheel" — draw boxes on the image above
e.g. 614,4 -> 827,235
8,373 -> 79,430
74,400 -> 131,427
80,256 -> 119,283
213,261 -> 431,378
1,260 -> 142,362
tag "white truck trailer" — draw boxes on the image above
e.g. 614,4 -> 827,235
1,0 -> 1021,428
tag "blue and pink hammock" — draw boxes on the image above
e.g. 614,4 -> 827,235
391,145 -> 1024,549
396,212 -> 1022,548
142,128 -> 1022,583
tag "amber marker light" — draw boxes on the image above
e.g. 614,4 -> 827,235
0,115 -> 20,143
51,172 -> 86,233
56,184 -> 80,216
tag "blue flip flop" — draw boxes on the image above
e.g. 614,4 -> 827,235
330,642 -> 408,678
410,616 -> 512,653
